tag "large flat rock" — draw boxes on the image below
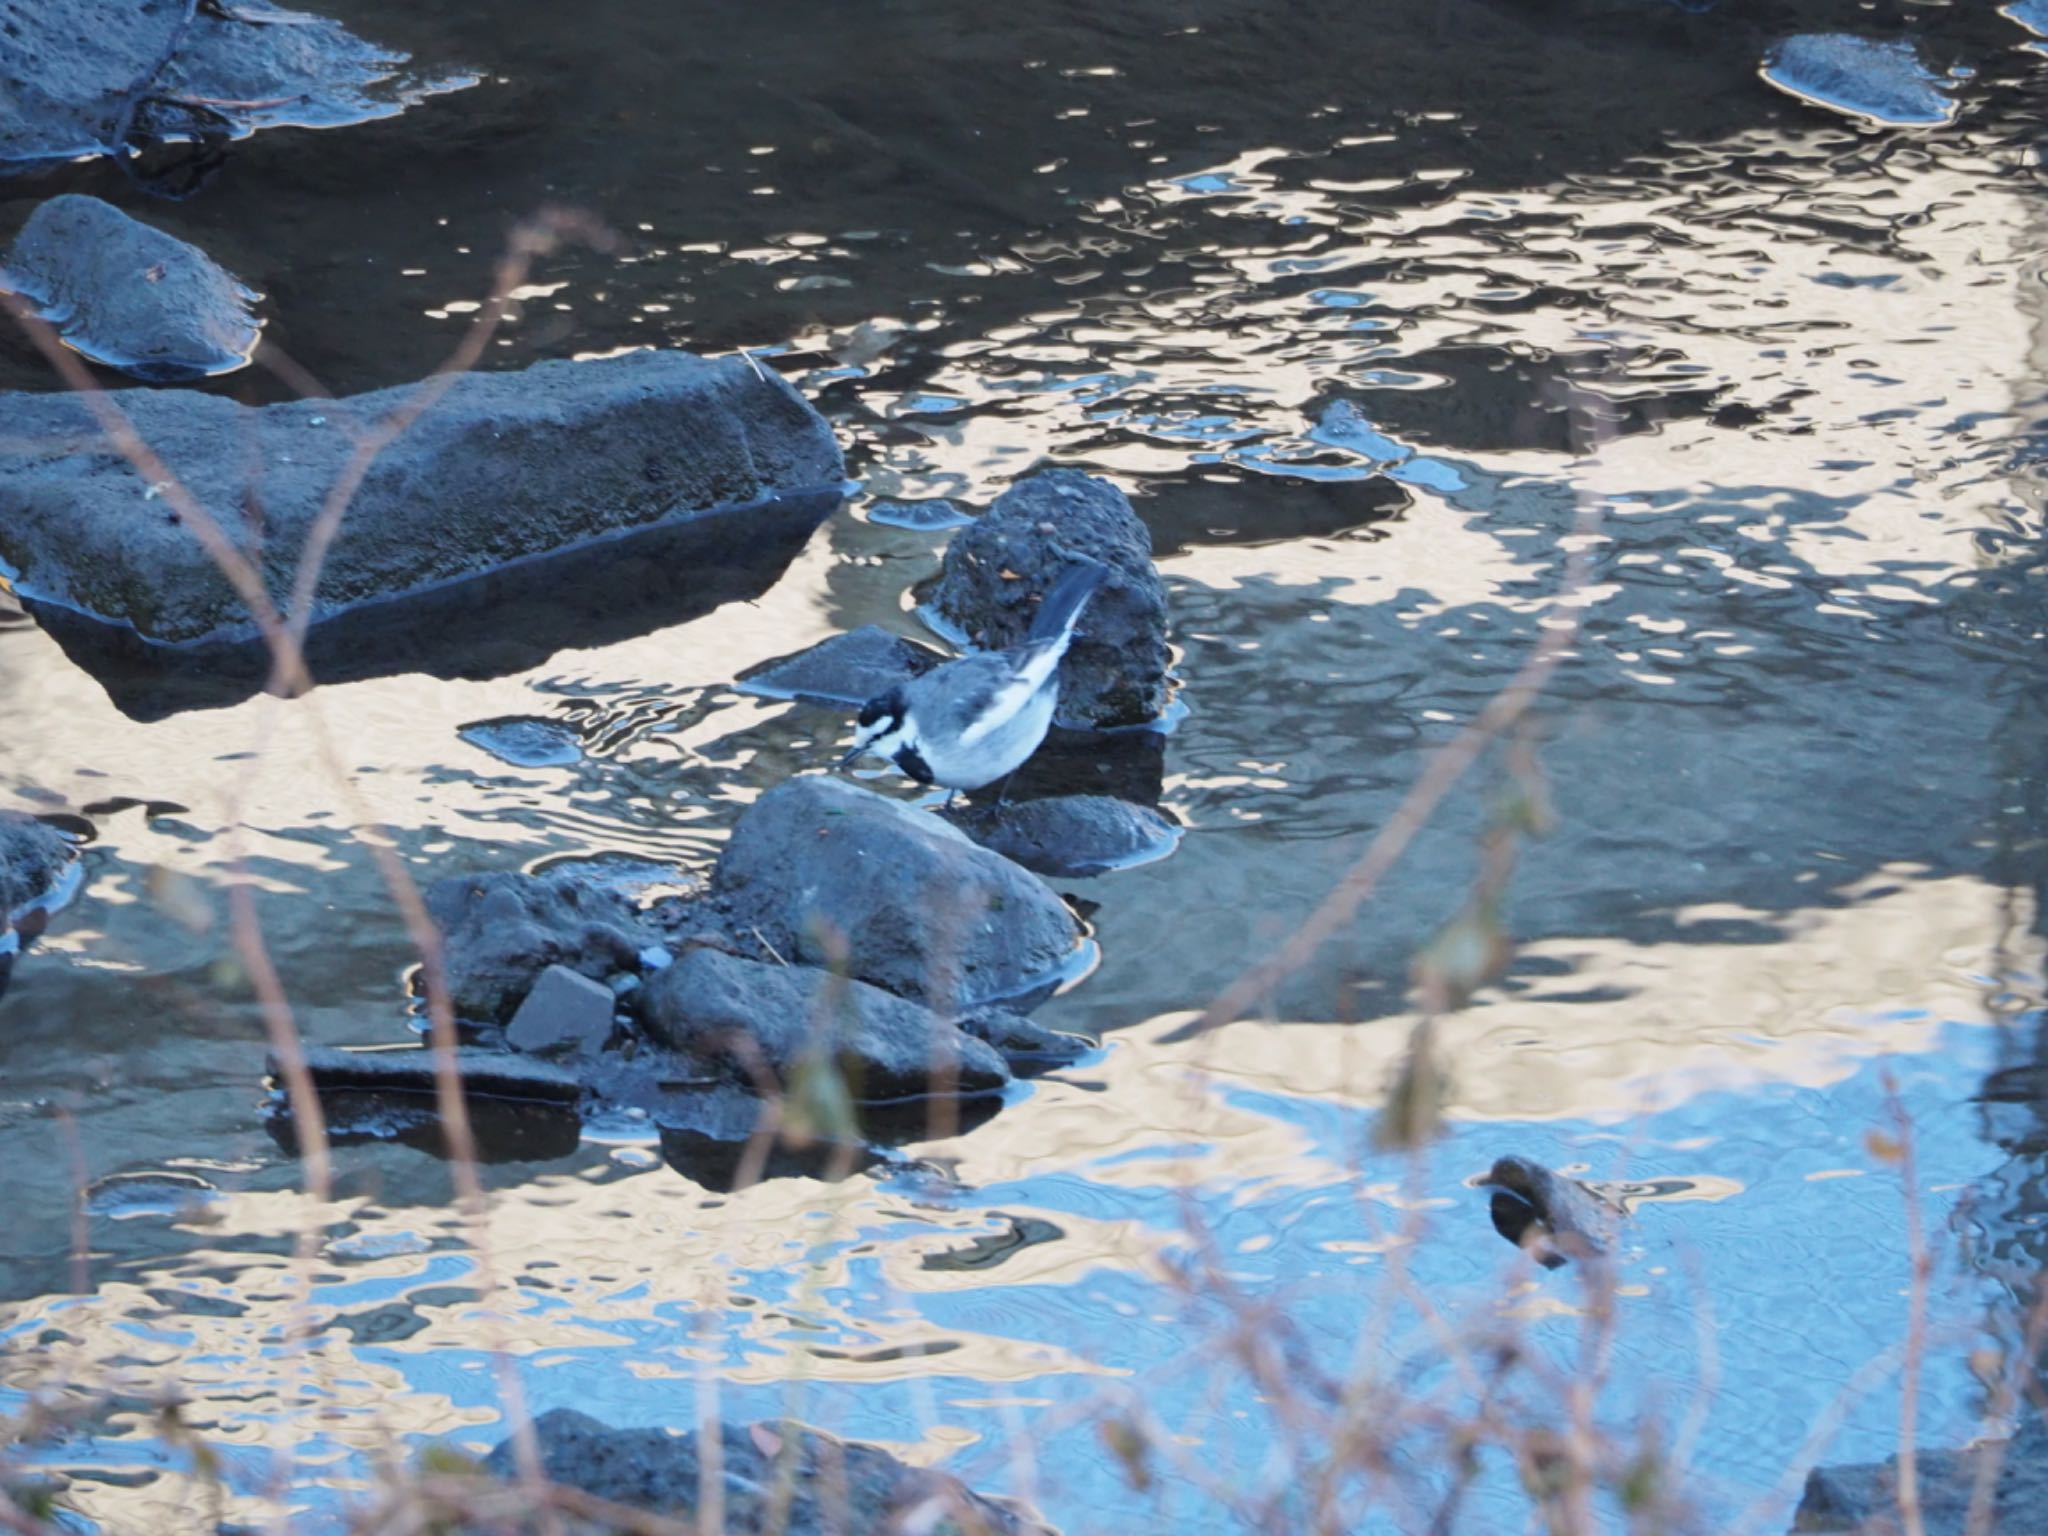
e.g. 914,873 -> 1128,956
0,0 -> 475,171
0,347 -> 843,647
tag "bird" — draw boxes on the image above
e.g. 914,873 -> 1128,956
838,561 -> 1111,804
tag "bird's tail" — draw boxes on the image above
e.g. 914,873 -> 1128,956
1025,560 -> 1112,648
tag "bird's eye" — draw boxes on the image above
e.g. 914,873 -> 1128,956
857,698 -> 886,728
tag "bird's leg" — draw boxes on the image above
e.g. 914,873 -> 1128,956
992,772 -> 1018,808
944,789 -> 959,811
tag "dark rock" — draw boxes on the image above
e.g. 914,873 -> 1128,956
957,1007 -> 1095,1074
1478,1156 -> 1624,1269
944,794 -> 1181,878
1792,1414 -> 2048,1533
0,812 -> 77,916
2,196 -> 262,381
867,496 -> 975,530
0,349 -> 843,647
504,964 -> 616,1059
426,869 -> 654,1024
479,1407 -> 1050,1536
929,469 -> 1170,727
0,0 -> 476,170
710,776 -> 1084,1008
457,716 -> 584,768
640,948 -> 1010,1101
277,1045 -> 583,1104
735,624 -> 947,708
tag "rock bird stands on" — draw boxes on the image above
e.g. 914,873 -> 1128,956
839,561 -> 1110,803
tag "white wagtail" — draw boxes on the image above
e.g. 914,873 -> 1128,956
838,561 -> 1111,803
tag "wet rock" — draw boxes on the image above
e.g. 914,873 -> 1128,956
0,0 -> 476,171
944,794 -> 1181,878
1792,1415 -> 2048,1533
0,811 -> 77,916
640,947 -> 1010,1100
957,1007 -> 1095,1074
929,469 -> 1171,727
426,869 -> 654,1024
709,776 -> 1084,1008
1478,1156 -> 1623,1269
734,624 -> 946,708
504,964 -> 616,1059
1761,35 -> 1958,128
479,1407 -> 1051,1535
867,496 -> 975,530
2,196 -> 261,382
456,716 -> 584,768
0,348 -> 844,647
278,1044 -> 583,1104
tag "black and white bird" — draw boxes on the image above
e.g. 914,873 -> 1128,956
838,561 -> 1110,802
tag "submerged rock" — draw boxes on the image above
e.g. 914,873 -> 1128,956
710,776 -> 1085,1008
1761,35 -> 1958,128
735,624 -> 947,708
426,869 -> 653,1024
0,348 -> 844,647
944,794 -> 1181,878
1,195 -> 261,381
0,0 -> 476,171
456,716 -> 584,769
0,812 -> 77,916
477,1408 -> 1051,1536
929,469 -> 1172,727
640,947 -> 1011,1100
1477,1156 -> 1624,1269
504,964 -> 617,1058
867,496 -> 975,531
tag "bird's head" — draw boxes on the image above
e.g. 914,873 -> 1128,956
838,686 -> 912,768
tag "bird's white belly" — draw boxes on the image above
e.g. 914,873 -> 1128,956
918,683 -> 1058,789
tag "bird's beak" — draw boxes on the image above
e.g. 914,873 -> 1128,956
837,743 -> 865,769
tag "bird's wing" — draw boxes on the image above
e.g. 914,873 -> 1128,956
908,649 -> 1055,751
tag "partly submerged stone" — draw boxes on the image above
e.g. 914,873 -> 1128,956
640,947 -> 1010,1101
1,195 -> 262,381
504,963 -> 616,1058
477,1408 -> 1052,1536
0,0 -> 476,170
278,1044 -> 583,1103
0,348 -> 844,648
1761,35 -> 1958,128
426,869 -> 654,1025
709,776 -> 1084,1008
957,1006 -> 1095,1074
734,624 -> 947,708
1477,1156 -> 1624,1269
456,715 -> 584,769
866,496 -> 975,531
1794,1415 -> 2048,1534
928,469 -> 1171,727
944,794 -> 1181,878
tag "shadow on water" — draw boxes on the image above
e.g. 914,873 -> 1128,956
6,0 -> 2048,1529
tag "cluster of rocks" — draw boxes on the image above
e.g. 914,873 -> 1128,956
282,468 -> 1183,1176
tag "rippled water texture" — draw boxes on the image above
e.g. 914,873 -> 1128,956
5,2 -> 2048,1530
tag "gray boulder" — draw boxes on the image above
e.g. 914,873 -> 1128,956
640,947 -> 1010,1100
0,0 -> 474,170
277,1044 -> 583,1105
711,776 -> 1083,1008
426,869 -> 654,1024
0,812 -> 77,916
0,349 -> 844,646
2,195 -> 261,381
945,793 -> 1181,877
480,1407 -> 1050,1536
958,1007 -> 1095,1074
929,469 -> 1170,726
1793,1414 -> 2048,1533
